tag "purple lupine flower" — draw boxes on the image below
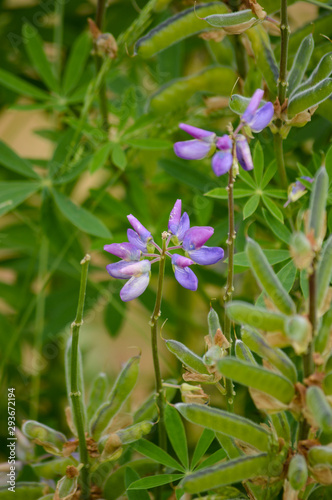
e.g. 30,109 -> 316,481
284,176 -> 314,207
104,202 -> 224,301
173,89 -> 274,177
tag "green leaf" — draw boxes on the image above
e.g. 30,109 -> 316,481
264,189 -> 287,199
104,295 -> 127,338
52,189 -> 111,238
103,459 -> 159,500
62,32 -> 92,95
112,144 -> 127,170
132,439 -> 184,472
54,156 -> 92,185
191,428 -> 215,470
125,138 -> 173,150
297,162 -> 312,178
0,141 -> 40,179
325,146 -> 332,182
128,474 -> 184,490
0,68 -> 50,100
23,24 -> 59,92
195,448 -> 227,471
261,160 -> 277,189
89,143 -> 112,173
205,187 -> 253,199
262,195 -> 284,222
262,209 -> 291,244
253,141 -> 264,186
165,404 -> 189,469
243,194 -> 260,219
239,169 -> 256,188
300,269 -> 309,300
125,468 -> 150,500
229,250 -> 290,267
159,159 -> 212,192
0,182 -> 40,216
277,260 -> 297,292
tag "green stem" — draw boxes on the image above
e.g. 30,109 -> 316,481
30,237 -> 48,420
53,0 -> 64,80
150,238 -> 167,455
70,255 -> 90,499
95,0 -> 109,131
273,133 -> 288,191
223,159 -> 236,413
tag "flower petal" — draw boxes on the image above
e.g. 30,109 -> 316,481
242,89 -> 264,124
168,199 -> 182,234
106,259 -> 151,279
104,242 -> 141,261
171,253 -> 194,268
120,273 -> 150,302
127,214 -> 151,242
174,266 -> 198,291
216,134 -> 232,151
174,139 -> 213,161
235,135 -> 254,171
127,228 -> 148,252
182,226 -> 214,251
177,212 -> 190,241
249,102 -> 274,132
188,246 -> 224,265
212,151 -> 233,176
179,123 -> 215,142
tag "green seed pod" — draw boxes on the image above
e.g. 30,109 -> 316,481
217,357 -> 295,404
229,94 -> 252,115
150,66 -> 237,113
208,306 -> 221,339
133,379 -> 177,423
288,454 -> 308,490
181,454 -> 270,494
226,301 -> 287,333
270,412 -> 291,443
216,432 -> 243,459
246,238 -> 296,315
294,52 -> 332,95
326,354 -> 332,373
65,336 -> 86,434
203,345 -> 224,366
175,403 -> 271,451
241,327 -> 297,383
235,339 -> 257,364
287,34 -> 314,95
323,371 -> 332,396
32,457 -> 77,480
308,166 -> 329,245
87,372 -> 108,422
0,482 -> 47,500
315,307 -> 332,354
289,232 -> 314,270
317,235 -> 332,311
116,421 -> 153,445
22,420 -> 66,455
57,470 -> 79,500
204,9 -> 257,28
306,386 -> 332,433
246,25 -> 279,96
165,339 -> 209,375
284,315 -> 311,354
90,355 -> 140,440
288,78 -> 332,118
308,445 -> 332,466
135,2 -> 228,58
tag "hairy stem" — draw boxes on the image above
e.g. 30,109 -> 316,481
223,160 -> 236,413
70,255 -> 90,499
95,0 -> 109,131
273,133 -> 288,191
150,238 -> 167,455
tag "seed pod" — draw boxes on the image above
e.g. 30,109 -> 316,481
56,468 -> 79,500
246,238 -> 296,315
32,457 -> 77,479
287,34 -> 314,95
175,403 -> 271,451
65,336 -> 86,435
22,420 -> 67,455
135,2 -> 228,58
288,78 -> 332,118
2,483 -> 47,500
317,235 -> 332,311
208,306 -> 221,339
290,232 -> 314,270
315,307 -> 332,354
306,386 -> 332,433
204,9 -> 257,29
288,454 -> 308,490
326,355 -> 332,373
116,421 -> 153,445
307,166 -> 329,245
181,453 -> 270,494
308,445 -> 332,466
217,357 -> 295,404
270,412 -> 291,443
323,371 -> 332,396
246,25 -> 279,96
226,301 -> 287,333
87,372 -> 108,422
241,327 -> 297,383
90,355 -> 140,440
235,339 -> 257,364
229,94 -> 252,115
294,52 -> 332,95
284,315 -> 311,354
165,339 -> 209,375
133,379 -> 177,423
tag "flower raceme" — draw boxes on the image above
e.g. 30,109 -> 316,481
104,200 -> 224,301
173,89 -> 274,176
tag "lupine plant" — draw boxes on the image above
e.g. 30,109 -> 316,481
1,0 -> 332,499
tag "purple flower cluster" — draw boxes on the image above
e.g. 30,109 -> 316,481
104,200 -> 224,301
174,89 -> 274,176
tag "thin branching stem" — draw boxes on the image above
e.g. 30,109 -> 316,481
95,0 -> 110,131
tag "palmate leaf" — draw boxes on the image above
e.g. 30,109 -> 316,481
103,459 -> 159,500
253,141 -> 264,186
128,474 -> 184,490
243,194 -> 260,219
191,428 -> 215,470
62,31 -> 92,95
125,468 -> 150,500
0,68 -> 50,101
165,404 -> 189,469
125,138 -> 173,150
0,181 -> 41,216
262,194 -> 284,222
205,187 -> 253,199
0,141 -> 40,179
263,209 -> 291,244
159,159 -> 212,192
132,439 -> 185,472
